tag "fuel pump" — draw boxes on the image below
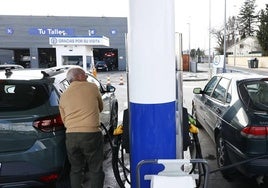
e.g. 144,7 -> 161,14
106,0 -> 205,187
111,109 -> 131,188
101,120 -> 129,188
105,30 -> 203,188
102,107 -> 207,188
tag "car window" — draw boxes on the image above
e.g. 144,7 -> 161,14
49,89 -> 60,106
211,77 -> 230,102
239,79 -> 268,111
58,79 -> 70,94
226,85 -> 232,103
87,74 -> 100,88
0,82 -> 49,111
203,76 -> 220,96
58,74 -> 104,94
86,74 -> 106,93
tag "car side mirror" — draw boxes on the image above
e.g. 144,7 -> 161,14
106,85 -> 116,92
193,87 -> 203,94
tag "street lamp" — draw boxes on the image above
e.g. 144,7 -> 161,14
234,39 -> 237,66
208,0 -> 212,77
233,5 -> 238,67
223,0 -> 227,72
187,22 -> 191,58
233,29 -> 239,66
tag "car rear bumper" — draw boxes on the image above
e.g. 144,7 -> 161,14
226,144 -> 268,177
245,158 -> 268,175
0,180 -> 46,188
0,171 -> 61,187
0,134 -> 67,185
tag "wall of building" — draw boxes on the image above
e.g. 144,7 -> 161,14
0,15 -> 128,70
227,56 -> 268,68
227,36 -> 262,56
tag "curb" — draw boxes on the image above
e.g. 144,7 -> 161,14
183,77 -> 209,81
183,73 -> 209,81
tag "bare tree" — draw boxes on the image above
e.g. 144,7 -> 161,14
211,28 -> 224,55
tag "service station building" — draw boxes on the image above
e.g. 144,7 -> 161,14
0,15 -> 128,70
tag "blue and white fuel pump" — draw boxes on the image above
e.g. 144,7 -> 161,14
128,0 -> 177,187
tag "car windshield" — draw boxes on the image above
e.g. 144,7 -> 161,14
0,82 -> 50,111
239,79 -> 268,111
96,61 -> 106,65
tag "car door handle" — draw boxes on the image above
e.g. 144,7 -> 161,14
215,107 -> 221,114
102,94 -> 109,100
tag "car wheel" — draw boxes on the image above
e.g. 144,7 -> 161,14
109,103 -> 118,137
216,134 -> 238,180
259,176 -> 268,188
191,105 -> 202,128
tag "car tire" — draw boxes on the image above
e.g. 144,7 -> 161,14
216,134 -> 238,180
259,176 -> 268,188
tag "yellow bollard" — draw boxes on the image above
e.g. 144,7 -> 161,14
92,68 -> 97,77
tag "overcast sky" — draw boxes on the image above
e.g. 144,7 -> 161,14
0,0 -> 267,52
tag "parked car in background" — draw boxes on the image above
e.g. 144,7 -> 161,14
192,73 -> 268,180
0,64 -> 24,70
0,65 -> 118,187
95,60 -> 110,71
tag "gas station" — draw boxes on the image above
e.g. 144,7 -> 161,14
1,0 -> 268,187
127,0 -> 178,186
2,0 -> 252,187
49,0 -> 206,187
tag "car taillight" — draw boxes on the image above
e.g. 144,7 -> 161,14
241,126 -> 268,138
33,114 -> 65,132
40,173 -> 59,182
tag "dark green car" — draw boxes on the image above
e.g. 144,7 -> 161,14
0,66 -> 118,187
192,73 -> 268,181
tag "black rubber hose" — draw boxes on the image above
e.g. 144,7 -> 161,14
209,154 -> 268,174
119,142 -> 131,184
112,136 -> 125,188
189,133 -> 206,188
100,123 -> 126,188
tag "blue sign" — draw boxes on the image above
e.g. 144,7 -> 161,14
111,29 -> 117,35
6,28 -> 14,35
28,28 -> 75,36
88,29 -> 96,36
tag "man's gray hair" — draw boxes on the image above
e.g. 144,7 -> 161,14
66,67 -> 84,83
